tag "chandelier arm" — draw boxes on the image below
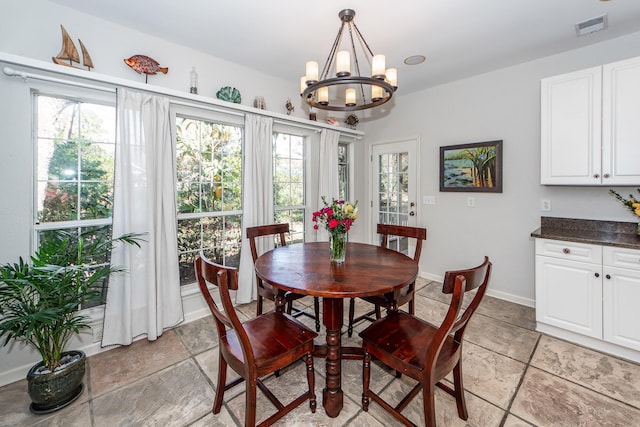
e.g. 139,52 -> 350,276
352,23 -> 376,57
320,21 -> 346,80
347,23 -> 362,79
358,82 -> 366,104
346,23 -> 367,105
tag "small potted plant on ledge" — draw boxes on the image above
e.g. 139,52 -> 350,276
0,230 -> 142,414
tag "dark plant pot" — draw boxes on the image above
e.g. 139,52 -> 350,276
27,350 -> 86,414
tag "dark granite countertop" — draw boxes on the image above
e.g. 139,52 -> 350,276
531,217 -> 640,250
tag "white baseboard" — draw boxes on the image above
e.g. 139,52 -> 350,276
419,271 -> 535,308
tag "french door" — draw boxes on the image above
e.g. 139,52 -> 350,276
370,140 -> 418,255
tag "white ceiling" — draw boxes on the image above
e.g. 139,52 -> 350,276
50,0 -> 640,95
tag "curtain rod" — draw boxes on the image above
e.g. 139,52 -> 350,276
3,66 -> 116,93
273,119 -> 362,139
3,65 -> 362,140
171,99 -> 245,117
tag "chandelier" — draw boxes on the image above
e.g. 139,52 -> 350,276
300,9 -> 397,112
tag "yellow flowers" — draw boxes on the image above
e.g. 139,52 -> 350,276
610,189 -> 640,218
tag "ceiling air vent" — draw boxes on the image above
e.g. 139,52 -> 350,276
575,14 -> 608,37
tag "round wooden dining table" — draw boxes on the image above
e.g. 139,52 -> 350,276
254,241 -> 418,418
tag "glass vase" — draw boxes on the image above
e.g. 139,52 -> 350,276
329,232 -> 347,263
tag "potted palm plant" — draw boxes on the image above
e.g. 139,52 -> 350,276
0,229 -> 142,414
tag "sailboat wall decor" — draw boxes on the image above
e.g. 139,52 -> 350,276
52,25 -> 94,71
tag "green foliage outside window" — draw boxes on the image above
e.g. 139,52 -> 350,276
176,117 -> 243,285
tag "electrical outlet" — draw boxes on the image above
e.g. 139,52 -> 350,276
92,324 -> 103,343
541,199 -> 551,211
467,197 -> 475,208
423,195 -> 435,205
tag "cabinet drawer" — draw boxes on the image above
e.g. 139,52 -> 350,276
603,246 -> 640,270
535,239 -> 601,263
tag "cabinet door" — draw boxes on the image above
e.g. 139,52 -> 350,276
602,56 -> 640,185
603,266 -> 640,350
540,67 -> 602,185
535,255 -> 602,338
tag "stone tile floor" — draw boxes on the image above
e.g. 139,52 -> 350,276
2,278 -> 640,426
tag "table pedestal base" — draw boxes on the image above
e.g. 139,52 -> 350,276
322,297 -> 343,417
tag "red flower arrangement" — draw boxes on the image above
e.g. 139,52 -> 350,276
312,197 -> 358,235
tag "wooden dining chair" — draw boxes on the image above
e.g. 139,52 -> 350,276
195,253 -> 318,427
247,223 -> 320,331
347,223 -> 427,337
359,256 -> 491,427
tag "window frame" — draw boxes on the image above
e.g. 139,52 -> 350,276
32,88 -> 118,310
172,105 -> 245,286
272,124 -> 312,244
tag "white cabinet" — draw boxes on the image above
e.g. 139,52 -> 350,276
535,239 -> 602,338
541,56 -> 640,185
603,247 -> 640,351
535,239 -> 640,361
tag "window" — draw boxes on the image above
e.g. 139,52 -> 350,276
34,93 -> 116,306
273,132 -> 305,244
338,142 -> 350,200
176,116 -> 243,285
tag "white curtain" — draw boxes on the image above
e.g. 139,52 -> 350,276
315,128 -> 340,242
236,114 -> 274,304
102,88 -> 184,346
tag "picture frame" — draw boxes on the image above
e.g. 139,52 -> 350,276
439,140 -> 503,193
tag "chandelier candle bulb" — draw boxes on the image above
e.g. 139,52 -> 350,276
300,76 -> 307,95
306,61 -> 319,84
345,88 -> 356,106
318,86 -> 329,105
336,51 -> 351,77
386,68 -> 398,89
372,55 -> 386,79
371,85 -> 383,101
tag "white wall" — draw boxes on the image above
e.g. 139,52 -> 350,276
361,30 -> 640,306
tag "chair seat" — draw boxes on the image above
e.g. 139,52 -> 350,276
360,311 -> 460,380
224,312 -> 318,370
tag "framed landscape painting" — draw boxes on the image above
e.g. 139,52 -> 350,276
439,140 -> 503,193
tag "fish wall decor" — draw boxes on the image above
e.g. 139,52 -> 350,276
124,55 -> 168,83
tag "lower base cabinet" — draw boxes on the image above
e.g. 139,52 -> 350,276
535,239 -> 640,362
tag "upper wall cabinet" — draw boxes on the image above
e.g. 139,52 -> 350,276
541,56 -> 640,185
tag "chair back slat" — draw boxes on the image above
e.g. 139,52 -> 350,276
246,223 -> 290,262
195,254 -> 255,363
377,223 -> 427,262
441,256 -> 491,336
